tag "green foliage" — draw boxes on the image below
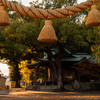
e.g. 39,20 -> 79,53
52,18 -> 99,53
16,22 -> 40,46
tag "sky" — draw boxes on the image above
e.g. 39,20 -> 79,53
13,0 -> 86,6
0,0 -> 86,76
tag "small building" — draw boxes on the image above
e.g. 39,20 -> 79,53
27,48 -> 100,85
72,57 -> 100,82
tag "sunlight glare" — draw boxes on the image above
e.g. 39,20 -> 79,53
0,63 -> 9,76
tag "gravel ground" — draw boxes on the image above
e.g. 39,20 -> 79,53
0,91 -> 100,100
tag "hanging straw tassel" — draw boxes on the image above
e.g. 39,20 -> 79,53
85,5 -> 100,26
0,1 -> 10,26
37,20 -> 58,42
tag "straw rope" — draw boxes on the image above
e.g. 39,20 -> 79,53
1,0 -> 99,19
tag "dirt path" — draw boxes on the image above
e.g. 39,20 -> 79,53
0,91 -> 100,100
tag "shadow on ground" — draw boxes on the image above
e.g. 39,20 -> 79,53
1,90 -> 100,100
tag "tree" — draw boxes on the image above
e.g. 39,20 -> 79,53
19,60 -> 34,88
0,0 -> 99,90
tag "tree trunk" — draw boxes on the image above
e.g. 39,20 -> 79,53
56,43 -> 65,90
14,61 -> 21,88
46,45 -> 65,90
56,60 -> 64,90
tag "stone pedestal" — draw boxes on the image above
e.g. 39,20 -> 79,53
5,81 -> 16,89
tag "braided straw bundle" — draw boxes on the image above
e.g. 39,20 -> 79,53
37,20 -> 58,42
0,0 -> 99,42
0,4 -> 10,25
86,5 -> 100,26
0,0 -> 99,20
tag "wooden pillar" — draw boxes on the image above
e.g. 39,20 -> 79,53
33,69 -> 36,85
33,66 -> 38,85
48,67 -> 50,81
